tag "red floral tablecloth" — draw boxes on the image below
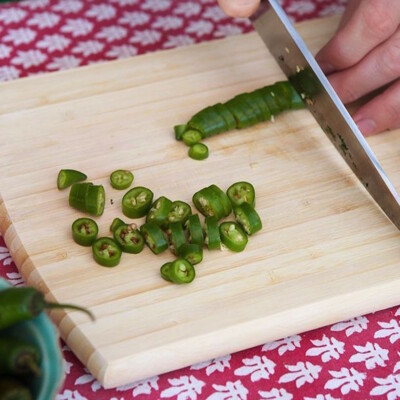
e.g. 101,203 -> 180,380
2,0 -> 400,399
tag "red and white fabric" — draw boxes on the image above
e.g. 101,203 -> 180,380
2,1 -> 400,399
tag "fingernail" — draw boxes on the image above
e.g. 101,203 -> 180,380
317,62 -> 335,75
354,118 -> 376,136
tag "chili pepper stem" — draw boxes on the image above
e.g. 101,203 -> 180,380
44,302 -> 95,321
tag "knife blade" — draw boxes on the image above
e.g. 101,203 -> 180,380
251,0 -> 400,230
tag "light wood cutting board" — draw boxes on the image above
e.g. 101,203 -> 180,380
2,16 -> 400,388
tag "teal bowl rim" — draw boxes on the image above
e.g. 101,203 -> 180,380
0,278 -> 65,400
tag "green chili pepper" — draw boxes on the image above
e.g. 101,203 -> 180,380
234,203 -> 262,235
214,103 -> 236,130
167,201 -> 192,225
271,81 -> 292,111
204,216 -> 221,250
169,259 -> 195,284
57,169 -> 87,190
85,184 -> 106,216
182,130 -> 202,146
185,214 -> 204,246
160,262 -> 173,282
225,98 -> 258,129
146,196 -> 172,227
72,218 -> 98,247
235,93 -> 264,122
0,287 -> 94,330
69,182 -> 93,212
193,187 -> 225,220
0,377 -> 32,400
174,124 -> 187,140
110,217 -> 126,233
141,222 -> 168,254
188,106 -> 227,138
0,337 -> 41,376
258,87 -> 281,115
122,187 -> 154,218
189,143 -> 209,160
110,170 -> 134,190
288,83 -> 305,110
219,222 -> 248,252
250,91 -> 272,121
168,221 -> 187,255
209,184 -> 232,217
114,225 -> 144,254
92,237 -> 122,267
179,243 -> 203,265
227,181 -> 255,207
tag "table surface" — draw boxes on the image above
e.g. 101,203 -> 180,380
2,1 -> 400,399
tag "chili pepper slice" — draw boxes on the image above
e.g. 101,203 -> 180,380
234,203 -> 262,235
114,224 -> 144,254
209,184 -> 232,217
0,337 -> 41,376
0,377 -> 32,400
288,83 -> 305,110
219,222 -> 248,252
235,93 -> 264,122
92,237 -> 122,267
110,217 -> 126,233
185,214 -> 204,246
122,187 -> 154,218
271,82 -> 291,111
57,169 -> 87,190
169,258 -> 195,284
179,243 -> 203,265
160,262 -> 173,282
189,143 -> 209,161
214,103 -> 237,130
182,130 -> 202,146
193,187 -> 225,220
168,201 -> 192,225
188,106 -> 227,138
227,181 -> 255,207
110,170 -> 134,190
69,182 -> 93,212
174,124 -> 187,141
259,87 -> 281,115
250,91 -> 272,121
146,196 -> 173,227
0,287 -> 94,330
204,216 -> 221,250
225,98 -> 258,129
72,218 -> 98,246
168,221 -> 187,255
85,184 -> 106,216
141,222 -> 168,254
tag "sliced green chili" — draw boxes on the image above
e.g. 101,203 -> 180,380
141,222 -> 168,254
288,83 -> 305,110
204,216 -> 221,250
110,170 -> 134,190
227,181 -> 255,207
0,338 -> 41,376
110,217 -> 126,233
174,124 -> 187,140
69,182 -> 93,212
114,224 -> 144,254
189,143 -> 209,160
193,187 -> 225,220
169,259 -> 195,284
72,218 -> 98,247
92,237 -> 122,267
185,214 -> 204,246
168,221 -> 187,255
122,187 -> 154,218
271,81 -> 292,111
168,201 -> 192,225
209,184 -> 232,217
214,103 -> 236,130
179,243 -> 203,265
0,377 -> 32,400
160,262 -> 173,282
219,222 -> 248,252
146,196 -> 172,227
57,169 -> 87,190
234,203 -> 262,235
85,184 -> 106,216
182,130 -> 202,146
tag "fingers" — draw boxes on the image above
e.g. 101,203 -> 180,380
316,0 -> 400,73
328,29 -> 400,103
353,79 -> 400,135
217,0 -> 260,18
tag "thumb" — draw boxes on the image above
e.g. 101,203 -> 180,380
217,0 -> 260,18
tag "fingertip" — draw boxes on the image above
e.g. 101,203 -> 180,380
217,0 -> 260,18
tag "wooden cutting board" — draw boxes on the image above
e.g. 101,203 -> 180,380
2,15 -> 400,389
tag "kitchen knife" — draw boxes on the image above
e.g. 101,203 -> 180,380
251,0 -> 400,230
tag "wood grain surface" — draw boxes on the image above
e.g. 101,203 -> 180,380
2,16 -> 400,388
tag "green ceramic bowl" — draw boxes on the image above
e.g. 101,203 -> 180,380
0,278 -> 65,400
